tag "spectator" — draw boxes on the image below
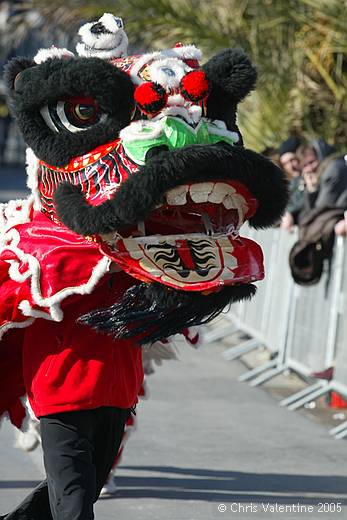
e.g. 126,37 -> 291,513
278,136 -> 305,230
297,140 -> 347,222
289,141 -> 347,285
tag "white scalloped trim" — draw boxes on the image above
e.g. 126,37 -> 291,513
0,318 -> 34,341
2,227 -> 111,323
18,301 -> 53,321
0,197 -> 33,237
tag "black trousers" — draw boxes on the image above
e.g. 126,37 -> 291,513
3,407 -> 130,520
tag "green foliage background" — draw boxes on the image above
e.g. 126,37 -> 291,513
11,0 -> 347,151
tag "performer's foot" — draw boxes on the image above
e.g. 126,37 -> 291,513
100,476 -> 118,496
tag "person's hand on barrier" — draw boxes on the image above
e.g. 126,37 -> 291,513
280,211 -> 294,232
335,218 -> 347,237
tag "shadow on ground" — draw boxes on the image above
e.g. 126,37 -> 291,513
95,466 -> 347,504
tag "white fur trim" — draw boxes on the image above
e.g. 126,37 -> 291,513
148,58 -> 190,88
120,119 -> 164,143
26,148 -> 41,210
77,14 -> 128,59
166,93 -> 187,107
99,13 -> 124,32
130,46 -> 202,85
158,100 -> 203,125
34,46 -> 75,64
171,45 -> 202,61
2,227 -> 111,322
76,37 -> 128,60
206,120 -> 240,143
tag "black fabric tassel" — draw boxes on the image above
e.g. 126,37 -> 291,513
78,283 -> 256,345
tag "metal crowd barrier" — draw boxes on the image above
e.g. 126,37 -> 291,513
205,226 -> 347,438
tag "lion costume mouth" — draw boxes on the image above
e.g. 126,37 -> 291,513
99,179 -> 264,291
47,117 -> 271,295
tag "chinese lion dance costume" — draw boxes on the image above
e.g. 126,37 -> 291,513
0,14 -> 288,429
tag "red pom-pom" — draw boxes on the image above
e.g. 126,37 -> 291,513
180,70 -> 210,102
134,82 -> 168,115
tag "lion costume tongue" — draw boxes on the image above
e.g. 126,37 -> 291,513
99,233 -> 264,292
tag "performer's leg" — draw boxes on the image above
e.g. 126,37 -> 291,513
94,407 -> 131,498
1,407 -> 129,519
40,409 -> 98,520
100,411 -> 136,496
1,480 -> 52,519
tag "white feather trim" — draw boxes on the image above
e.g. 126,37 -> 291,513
34,46 -> 74,64
142,340 -> 180,367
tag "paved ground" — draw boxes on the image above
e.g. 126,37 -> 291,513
1,337 -> 347,520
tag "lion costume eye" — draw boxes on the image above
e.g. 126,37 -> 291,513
40,96 -> 107,133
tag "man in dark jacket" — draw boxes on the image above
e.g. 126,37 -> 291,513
297,139 -> 347,220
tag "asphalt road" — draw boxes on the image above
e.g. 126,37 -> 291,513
1,338 -> 347,520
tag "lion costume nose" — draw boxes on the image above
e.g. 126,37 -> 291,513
134,70 -> 210,116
